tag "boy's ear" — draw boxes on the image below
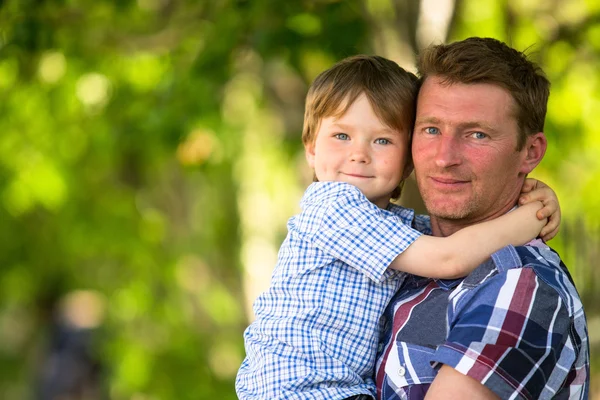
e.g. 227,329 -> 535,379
519,132 -> 547,175
304,143 -> 316,169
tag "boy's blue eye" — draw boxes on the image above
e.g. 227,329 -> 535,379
375,138 -> 390,145
425,127 -> 440,135
471,132 -> 487,139
334,133 -> 349,140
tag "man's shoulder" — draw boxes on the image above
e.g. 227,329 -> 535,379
514,242 -> 585,314
462,240 -> 563,284
460,241 -> 583,314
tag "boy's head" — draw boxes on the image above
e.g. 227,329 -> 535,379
417,37 -> 550,150
302,55 -> 419,199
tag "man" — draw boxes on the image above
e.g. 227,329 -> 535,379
375,37 -> 590,399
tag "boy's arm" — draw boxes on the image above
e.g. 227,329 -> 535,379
388,201 -> 545,279
519,178 -> 561,241
305,182 -> 424,282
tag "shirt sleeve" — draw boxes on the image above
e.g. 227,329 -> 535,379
300,182 -> 422,283
430,266 -> 573,400
413,213 -> 432,235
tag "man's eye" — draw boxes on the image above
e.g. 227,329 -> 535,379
334,133 -> 349,140
375,138 -> 390,145
425,127 -> 440,135
471,132 -> 487,139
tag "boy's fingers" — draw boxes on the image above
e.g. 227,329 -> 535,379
536,209 -> 548,219
521,177 -> 544,193
535,203 -> 552,219
523,187 -> 552,203
536,203 -> 558,219
540,214 -> 560,240
541,227 -> 558,242
520,180 -> 536,193
519,196 -> 528,204
540,225 -> 550,237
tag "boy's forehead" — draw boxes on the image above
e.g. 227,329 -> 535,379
328,92 -> 375,117
330,93 -> 361,115
314,91 -> 411,137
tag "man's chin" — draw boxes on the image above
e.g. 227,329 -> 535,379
430,210 -> 470,220
425,200 -> 473,220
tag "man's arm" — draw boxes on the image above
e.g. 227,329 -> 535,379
425,365 -> 499,400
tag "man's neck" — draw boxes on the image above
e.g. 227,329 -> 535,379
429,201 -> 519,237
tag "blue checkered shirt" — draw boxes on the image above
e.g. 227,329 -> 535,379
377,241 -> 590,399
236,182 -> 424,400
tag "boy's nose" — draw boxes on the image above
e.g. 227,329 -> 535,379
350,144 -> 370,163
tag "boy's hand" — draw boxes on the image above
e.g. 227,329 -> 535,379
519,178 -> 560,242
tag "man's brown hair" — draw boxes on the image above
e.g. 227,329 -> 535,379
302,55 -> 419,198
417,37 -> 550,149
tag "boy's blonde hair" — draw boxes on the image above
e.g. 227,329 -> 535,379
302,54 -> 419,199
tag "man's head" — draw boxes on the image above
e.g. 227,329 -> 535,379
412,38 -> 549,234
417,37 -> 550,150
302,55 -> 419,199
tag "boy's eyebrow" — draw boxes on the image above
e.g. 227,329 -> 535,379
330,122 -> 397,135
329,122 -> 354,132
414,116 -> 498,133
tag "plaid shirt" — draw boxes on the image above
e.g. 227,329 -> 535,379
376,240 -> 590,400
236,182 -> 423,400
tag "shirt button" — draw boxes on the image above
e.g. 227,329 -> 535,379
398,365 -> 406,377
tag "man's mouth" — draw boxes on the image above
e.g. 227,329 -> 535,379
429,176 -> 469,187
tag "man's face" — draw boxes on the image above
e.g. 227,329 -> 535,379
412,76 -> 534,225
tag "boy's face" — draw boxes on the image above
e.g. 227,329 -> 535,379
305,93 -> 411,208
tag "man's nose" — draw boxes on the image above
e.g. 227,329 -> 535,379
435,136 -> 461,168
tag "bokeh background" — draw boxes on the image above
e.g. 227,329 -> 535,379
0,0 -> 598,398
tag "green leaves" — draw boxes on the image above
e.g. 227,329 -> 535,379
0,0 -> 598,398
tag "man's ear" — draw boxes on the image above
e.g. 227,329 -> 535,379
520,132 -> 547,174
305,143 -> 316,169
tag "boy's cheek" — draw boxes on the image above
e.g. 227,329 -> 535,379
304,146 -> 316,168
402,159 -> 414,180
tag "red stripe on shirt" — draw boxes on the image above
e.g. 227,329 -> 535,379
469,269 -> 538,384
498,269 -> 538,345
376,281 -> 439,397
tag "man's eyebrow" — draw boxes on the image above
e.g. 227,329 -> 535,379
414,117 -> 498,133
414,116 -> 440,125
456,121 -> 498,133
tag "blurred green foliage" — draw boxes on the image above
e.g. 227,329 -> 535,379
0,0 -> 597,399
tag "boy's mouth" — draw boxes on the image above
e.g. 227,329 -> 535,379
342,172 -> 373,179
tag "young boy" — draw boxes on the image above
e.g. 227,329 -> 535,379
236,55 -> 559,400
